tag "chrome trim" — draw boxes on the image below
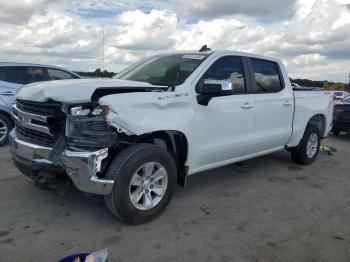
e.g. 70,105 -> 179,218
11,137 -> 52,160
12,104 -> 51,135
0,91 -> 14,96
13,104 -> 48,123
13,136 -> 52,150
9,131 -> 114,195
90,176 -> 114,184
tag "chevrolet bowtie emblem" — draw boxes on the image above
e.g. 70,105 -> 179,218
18,115 -> 31,124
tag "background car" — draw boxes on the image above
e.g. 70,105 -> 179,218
325,90 -> 350,100
332,95 -> 350,135
0,62 -> 81,146
291,83 -> 301,89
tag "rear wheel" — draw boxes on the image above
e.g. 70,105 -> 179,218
332,129 -> 340,136
290,125 -> 320,165
104,143 -> 177,225
0,112 -> 13,146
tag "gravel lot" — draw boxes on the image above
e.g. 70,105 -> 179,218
0,135 -> 350,262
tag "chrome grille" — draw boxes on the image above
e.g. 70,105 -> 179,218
16,125 -> 56,147
12,100 -> 65,147
16,99 -> 62,116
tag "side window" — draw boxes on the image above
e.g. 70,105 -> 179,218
4,67 -> 49,84
4,67 -> 26,84
0,67 -> 4,81
202,56 -> 246,94
250,58 -> 283,93
47,69 -> 78,80
26,67 -> 50,83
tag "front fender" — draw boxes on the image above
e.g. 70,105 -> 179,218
99,91 -> 194,137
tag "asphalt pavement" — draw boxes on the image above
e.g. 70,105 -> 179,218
0,135 -> 349,262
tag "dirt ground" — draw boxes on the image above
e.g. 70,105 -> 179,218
0,134 -> 349,262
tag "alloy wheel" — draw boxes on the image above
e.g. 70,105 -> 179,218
129,162 -> 168,211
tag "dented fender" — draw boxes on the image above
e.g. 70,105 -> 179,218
98,91 -> 194,137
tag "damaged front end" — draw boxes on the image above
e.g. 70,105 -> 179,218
10,100 -> 118,195
65,103 -> 117,149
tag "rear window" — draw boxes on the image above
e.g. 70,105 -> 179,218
334,92 -> 343,96
251,58 -> 283,93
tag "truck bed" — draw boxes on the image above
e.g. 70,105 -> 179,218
287,91 -> 334,147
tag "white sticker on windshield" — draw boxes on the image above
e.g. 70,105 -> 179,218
182,54 -> 206,60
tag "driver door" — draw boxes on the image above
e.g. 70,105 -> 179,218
191,56 -> 256,172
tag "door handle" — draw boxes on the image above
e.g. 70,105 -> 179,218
283,100 -> 293,106
0,91 -> 14,96
241,102 -> 254,109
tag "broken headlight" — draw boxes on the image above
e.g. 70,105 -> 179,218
66,104 -> 116,149
70,105 -> 109,117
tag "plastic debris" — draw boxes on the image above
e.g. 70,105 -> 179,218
85,249 -> 108,262
319,144 -> 337,155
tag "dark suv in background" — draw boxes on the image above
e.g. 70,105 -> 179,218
333,95 -> 350,135
0,63 -> 81,146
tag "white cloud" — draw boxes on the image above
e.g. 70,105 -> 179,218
0,0 -> 349,82
0,0 -> 58,24
171,19 -> 247,51
173,0 -> 296,18
112,9 -> 178,50
332,11 -> 350,29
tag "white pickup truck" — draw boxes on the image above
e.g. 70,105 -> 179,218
9,49 -> 333,224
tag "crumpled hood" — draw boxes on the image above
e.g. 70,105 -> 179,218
16,78 -> 161,103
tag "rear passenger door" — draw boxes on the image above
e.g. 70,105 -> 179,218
248,58 -> 294,151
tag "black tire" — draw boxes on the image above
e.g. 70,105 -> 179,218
332,129 -> 340,136
290,125 -> 320,165
0,112 -> 13,146
104,143 -> 177,225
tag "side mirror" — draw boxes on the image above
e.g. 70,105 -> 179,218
196,79 -> 234,106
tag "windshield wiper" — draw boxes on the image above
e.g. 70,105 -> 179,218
149,82 -> 176,91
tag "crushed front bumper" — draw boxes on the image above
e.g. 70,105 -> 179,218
9,130 -> 114,195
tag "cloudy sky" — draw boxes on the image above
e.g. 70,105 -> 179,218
0,0 -> 349,82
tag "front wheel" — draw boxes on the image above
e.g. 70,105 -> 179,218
0,112 -> 13,146
104,143 -> 177,225
290,125 -> 320,165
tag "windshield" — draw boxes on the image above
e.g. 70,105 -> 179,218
115,54 -> 209,86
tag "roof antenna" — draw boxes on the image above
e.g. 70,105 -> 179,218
199,45 -> 211,52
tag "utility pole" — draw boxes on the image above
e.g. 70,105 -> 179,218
102,27 -> 105,72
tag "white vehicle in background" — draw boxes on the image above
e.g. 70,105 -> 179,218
324,90 -> 349,100
333,91 -> 349,100
9,48 -> 334,224
0,63 -> 81,145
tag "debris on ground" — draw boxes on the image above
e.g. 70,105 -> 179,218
319,144 -> 337,155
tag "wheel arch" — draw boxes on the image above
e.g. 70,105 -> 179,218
287,113 -> 327,148
0,109 -> 14,126
0,109 -> 14,145
138,130 -> 189,187
0,108 -> 13,118
308,114 -> 326,138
